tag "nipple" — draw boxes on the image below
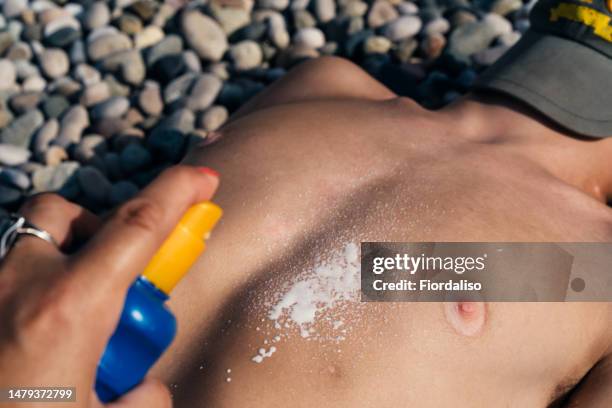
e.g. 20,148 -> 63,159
444,301 -> 486,337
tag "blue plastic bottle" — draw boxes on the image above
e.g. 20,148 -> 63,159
95,202 -> 223,403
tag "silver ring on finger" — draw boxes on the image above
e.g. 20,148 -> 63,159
0,213 -> 59,260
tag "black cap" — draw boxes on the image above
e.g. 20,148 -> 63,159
474,0 -> 612,137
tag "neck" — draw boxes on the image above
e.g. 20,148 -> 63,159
439,93 -> 612,203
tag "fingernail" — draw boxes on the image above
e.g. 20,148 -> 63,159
198,166 -> 220,178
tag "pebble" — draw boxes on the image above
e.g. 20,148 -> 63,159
6,41 -> 32,60
0,32 -> 14,56
0,167 -> 30,190
73,64 -> 101,86
40,48 -> 70,79
146,128 -> 185,162
119,142 -> 152,174
448,13 -> 512,59
138,82 -> 164,116
491,0 -> 522,16
69,40 -> 86,64
164,108 -> 195,134
91,96 -> 130,120
394,37 -> 418,62
258,0 -> 290,10
0,59 -> 17,90
397,1 -> 418,14
74,134 -> 107,163
22,76 -> 47,92
32,161 -> 79,194
0,184 -> 21,206
80,82 -> 111,107
364,36 -> 392,54
42,95 -> 70,119
77,165 -> 112,203
0,143 -> 31,166
293,10 -> 316,29
472,43 -> 510,66
134,25 -> 165,49
104,152 -> 123,181
423,17 -> 450,36
0,110 -> 44,148
421,33 -> 446,59
56,105 -> 89,147
383,15 -> 422,41
268,13 -> 290,48
368,1 -> 399,28
146,34 -> 183,67
293,28 -> 326,49
84,2 -> 111,30
9,92 -> 42,114
87,31 -> 132,61
119,13 -> 143,35
314,0 -> 336,23
108,180 -> 139,206
3,0 -> 28,18
229,41 -> 263,71
199,105 -> 229,131
210,5 -> 251,36
182,50 -> 202,72
33,119 -> 59,159
164,72 -> 198,105
43,145 -> 67,165
49,79 -> 82,98
101,50 -> 146,85
185,74 -> 223,112
181,10 -> 228,61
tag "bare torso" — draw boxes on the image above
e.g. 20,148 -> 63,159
151,58 -> 612,407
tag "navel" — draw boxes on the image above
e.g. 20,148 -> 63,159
444,301 -> 486,337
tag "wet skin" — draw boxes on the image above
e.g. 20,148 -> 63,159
151,57 -> 612,407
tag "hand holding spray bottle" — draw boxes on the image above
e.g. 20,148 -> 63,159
95,201 -> 222,402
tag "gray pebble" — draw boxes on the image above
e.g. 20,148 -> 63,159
0,143 -> 31,166
146,128 -> 185,162
9,92 -> 42,114
185,74 -> 223,112
163,72 -> 197,105
87,31 -> 132,61
33,119 -> 59,160
39,48 -> 70,79
56,105 -> 89,147
364,36 -> 392,54
119,143 -> 152,174
73,134 -> 107,163
69,40 -> 86,64
383,15 -> 422,41
342,1 -> 368,17
0,167 -> 30,190
32,161 -> 80,194
293,10 -> 317,29
3,0 -> 28,18
73,63 -> 101,86
449,13 -> 512,59
22,76 -> 46,92
13,59 -> 39,80
103,152 -> 123,181
0,184 -> 21,205
472,43 -> 510,66
108,180 -> 139,206
84,2 -> 111,30
163,108 -> 195,134
229,41 -> 263,71
146,34 -> 183,67
423,17 -> 450,36
76,165 -> 112,203
181,10 -> 228,61
138,82 -> 164,116
200,105 -> 229,131
6,41 -> 32,61
0,59 -> 17,90
47,77 -> 81,97
91,96 -> 130,120
397,1 -> 418,14
293,28 -> 326,49
182,50 -> 202,72
42,95 -> 70,119
101,49 -> 146,85
210,5 -> 251,36
257,0 -> 290,10
134,26 -> 165,49
0,109 -> 44,148
80,82 -> 111,107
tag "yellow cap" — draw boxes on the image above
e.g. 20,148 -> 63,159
142,201 -> 223,294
